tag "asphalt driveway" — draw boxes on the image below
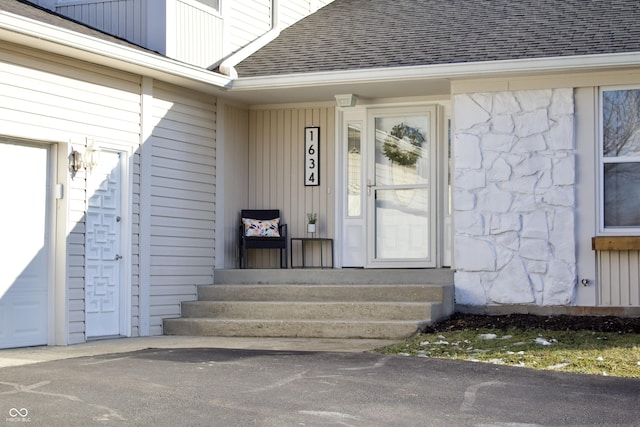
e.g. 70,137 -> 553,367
1,347 -> 639,426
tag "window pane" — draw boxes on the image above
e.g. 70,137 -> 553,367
375,116 -> 429,186
604,163 -> 640,227
375,188 -> 429,259
347,123 -> 361,216
603,89 -> 640,157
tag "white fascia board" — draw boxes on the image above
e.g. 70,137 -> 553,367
231,52 -> 640,90
0,10 -> 232,94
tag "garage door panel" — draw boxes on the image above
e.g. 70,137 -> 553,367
0,142 -> 49,349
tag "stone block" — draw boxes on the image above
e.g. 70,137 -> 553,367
454,236 -> 496,271
483,133 -> 516,151
543,261 -> 576,305
552,156 -> 575,185
487,157 -> 511,182
515,89 -> 552,111
492,114 -> 514,134
489,257 -> 535,304
493,92 -> 520,115
455,133 -> 482,169
490,213 -> 522,235
522,211 -> 549,239
549,88 -> 574,117
454,271 -> 487,305
549,115 -> 574,150
452,190 -> 476,211
512,133 -> 547,153
454,94 -> 491,130
514,109 -> 550,137
454,169 -> 486,190
478,186 -> 513,213
454,211 -> 485,235
520,238 -> 552,261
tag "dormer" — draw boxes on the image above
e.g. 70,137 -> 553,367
27,0 -> 333,69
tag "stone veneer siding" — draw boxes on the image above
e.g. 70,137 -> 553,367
453,89 -> 576,307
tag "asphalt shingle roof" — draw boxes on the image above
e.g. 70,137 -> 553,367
236,0 -> 640,77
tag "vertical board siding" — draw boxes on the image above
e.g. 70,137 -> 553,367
0,42 -> 142,344
149,81 -> 216,334
597,250 -> 640,306
57,0 -> 148,47
174,0 -> 224,67
57,0 -> 223,68
246,106 -> 335,268
221,104 -> 249,268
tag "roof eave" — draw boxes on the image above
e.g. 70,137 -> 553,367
0,9 -> 232,95
231,52 -> 640,91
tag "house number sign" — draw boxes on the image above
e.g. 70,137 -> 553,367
305,127 -> 320,186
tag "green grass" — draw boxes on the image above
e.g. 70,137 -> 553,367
375,328 -> 640,378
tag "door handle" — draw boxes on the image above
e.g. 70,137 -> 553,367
115,254 -> 123,260
367,179 -> 375,196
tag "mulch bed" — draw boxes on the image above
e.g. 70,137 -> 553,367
423,313 -> 640,334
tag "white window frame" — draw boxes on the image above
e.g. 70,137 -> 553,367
599,85 -> 640,233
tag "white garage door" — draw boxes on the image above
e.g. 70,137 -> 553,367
0,142 -> 50,349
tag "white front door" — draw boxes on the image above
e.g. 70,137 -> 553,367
340,106 -> 438,268
0,142 -> 50,349
86,150 -> 123,338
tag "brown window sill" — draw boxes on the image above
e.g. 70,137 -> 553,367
592,236 -> 640,251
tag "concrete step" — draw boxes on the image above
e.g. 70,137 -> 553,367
213,268 -> 454,285
180,300 -> 442,321
163,318 -> 422,339
197,284 -> 451,303
163,269 -> 455,340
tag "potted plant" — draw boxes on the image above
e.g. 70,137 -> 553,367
307,213 -> 317,233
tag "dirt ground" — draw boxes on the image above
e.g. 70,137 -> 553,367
424,313 -> 640,334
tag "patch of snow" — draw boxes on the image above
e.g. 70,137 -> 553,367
535,338 -> 552,346
478,333 -> 498,340
548,363 -> 570,370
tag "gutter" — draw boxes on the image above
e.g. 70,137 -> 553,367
0,9 -> 233,94
231,51 -> 640,91
217,0 -> 280,79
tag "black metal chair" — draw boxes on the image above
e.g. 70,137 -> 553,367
239,209 -> 287,268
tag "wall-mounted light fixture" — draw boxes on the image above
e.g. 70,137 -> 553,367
69,148 -> 84,174
69,141 -> 99,175
335,94 -> 358,108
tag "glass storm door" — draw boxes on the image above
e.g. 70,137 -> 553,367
367,107 -> 437,267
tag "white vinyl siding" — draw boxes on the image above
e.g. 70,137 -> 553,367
245,106 -> 335,268
597,250 -> 640,306
219,104 -> 250,268
149,82 -> 216,335
56,0 -> 224,68
227,0 -> 272,54
173,0 -> 223,67
57,0 -> 148,47
0,41 -> 142,344
279,0 -> 334,28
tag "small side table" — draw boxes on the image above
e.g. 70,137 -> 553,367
290,237 -> 334,268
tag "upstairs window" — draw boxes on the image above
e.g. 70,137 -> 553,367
601,88 -> 640,229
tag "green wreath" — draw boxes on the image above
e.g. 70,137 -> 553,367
382,123 -> 425,167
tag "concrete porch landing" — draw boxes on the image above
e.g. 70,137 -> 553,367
164,269 -> 454,340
